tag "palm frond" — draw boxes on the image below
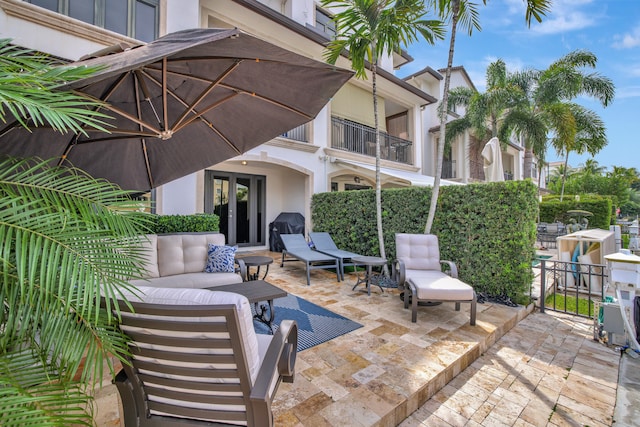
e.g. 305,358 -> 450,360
0,157 -> 150,423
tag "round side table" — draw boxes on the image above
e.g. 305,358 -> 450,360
236,255 -> 274,281
351,256 -> 387,296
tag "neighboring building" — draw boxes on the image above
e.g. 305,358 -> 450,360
0,0 -> 538,250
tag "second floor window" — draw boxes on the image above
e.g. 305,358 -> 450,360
27,0 -> 159,42
315,8 -> 336,38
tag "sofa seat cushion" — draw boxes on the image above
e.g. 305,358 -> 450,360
408,274 -> 474,301
130,271 -> 243,289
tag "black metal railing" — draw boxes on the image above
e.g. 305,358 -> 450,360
534,258 -> 607,319
281,123 -> 309,143
330,116 -> 413,164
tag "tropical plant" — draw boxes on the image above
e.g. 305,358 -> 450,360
0,39 -> 109,134
0,41 -> 148,426
321,0 -> 445,265
445,59 -> 527,146
424,0 -> 551,234
500,50 -> 614,200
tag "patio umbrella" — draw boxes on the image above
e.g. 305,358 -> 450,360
481,137 -> 505,182
0,28 -> 353,191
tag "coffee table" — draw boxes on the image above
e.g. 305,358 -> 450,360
352,256 -> 387,296
236,255 -> 274,281
210,280 -> 287,333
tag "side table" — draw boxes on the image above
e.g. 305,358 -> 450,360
209,280 -> 287,333
236,255 -> 274,281
352,256 -> 387,296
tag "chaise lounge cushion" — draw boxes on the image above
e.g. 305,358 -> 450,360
408,273 -> 475,301
396,233 -> 441,271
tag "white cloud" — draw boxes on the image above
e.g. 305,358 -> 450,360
612,26 -> 640,49
616,86 -> 640,99
502,0 -> 597,35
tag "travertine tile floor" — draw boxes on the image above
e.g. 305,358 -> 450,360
94,250 -> 621,426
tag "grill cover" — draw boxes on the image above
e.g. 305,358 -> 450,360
269,212 -> 304,252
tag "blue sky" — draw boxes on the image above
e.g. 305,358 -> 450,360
400,0 -> 639,172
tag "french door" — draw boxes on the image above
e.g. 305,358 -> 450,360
204,171 -> 266,247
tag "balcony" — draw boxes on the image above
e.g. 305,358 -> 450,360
330,116 -> 413,165
281,123 -> 309,143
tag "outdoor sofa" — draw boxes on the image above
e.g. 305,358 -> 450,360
129,232 -> 246,289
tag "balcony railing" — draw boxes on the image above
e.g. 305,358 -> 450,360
330,116 -> 413,165
281,123 -> 309,143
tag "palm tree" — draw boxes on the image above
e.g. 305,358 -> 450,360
501,50 -> 614,200
424,0 -> 551,234
580,159 -> 606,176
446,59 -> 527,145
1,40 -> 149,425
321,0 -> 445,264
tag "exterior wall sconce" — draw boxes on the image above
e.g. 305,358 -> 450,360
354,176 -> 361,183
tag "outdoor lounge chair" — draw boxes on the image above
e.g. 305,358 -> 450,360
111,286 -> 298,427
309,232 -> 364,280
393,233 -> 476,325
280,234 -> 340,286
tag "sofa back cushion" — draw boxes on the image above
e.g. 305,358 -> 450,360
139,234 -> 160,279
395,233 -> 441,271
157,233 -> 226,277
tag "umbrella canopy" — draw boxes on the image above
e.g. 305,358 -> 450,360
481,137 -> 505,182
0,28 -> 353,191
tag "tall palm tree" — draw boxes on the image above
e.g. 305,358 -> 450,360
321,0 -> 445,264
1,40 -> 149,425
501,50 -> 614,200
424,0 -> 551,234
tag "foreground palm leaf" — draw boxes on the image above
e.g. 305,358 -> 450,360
0,157 -> 150,425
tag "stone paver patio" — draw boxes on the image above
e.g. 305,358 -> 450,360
93,250 -> 621,426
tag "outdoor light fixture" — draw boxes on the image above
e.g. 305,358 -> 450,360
241,161 -> 248,165
354,176 -> 361,183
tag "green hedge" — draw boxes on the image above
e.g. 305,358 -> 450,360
147,214 -> 220,234
311,180 -> 538,301
539,195 -> 613,229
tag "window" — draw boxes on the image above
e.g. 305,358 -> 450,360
27,0 -> 159,42
315,8 -> 336,38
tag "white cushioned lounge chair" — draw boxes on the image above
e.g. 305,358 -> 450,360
393,233 -> 476,325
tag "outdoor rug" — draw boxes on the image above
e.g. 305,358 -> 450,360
252,294 -> 362,351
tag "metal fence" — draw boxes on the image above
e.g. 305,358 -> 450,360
330,116 -> 413,164
534,258 -> 607,319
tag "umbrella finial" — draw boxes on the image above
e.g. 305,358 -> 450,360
159,130 -> 173,140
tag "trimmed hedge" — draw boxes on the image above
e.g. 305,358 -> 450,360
311,180 -> 538,301
539,194 -> 613,229
147,214 -> 220,234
